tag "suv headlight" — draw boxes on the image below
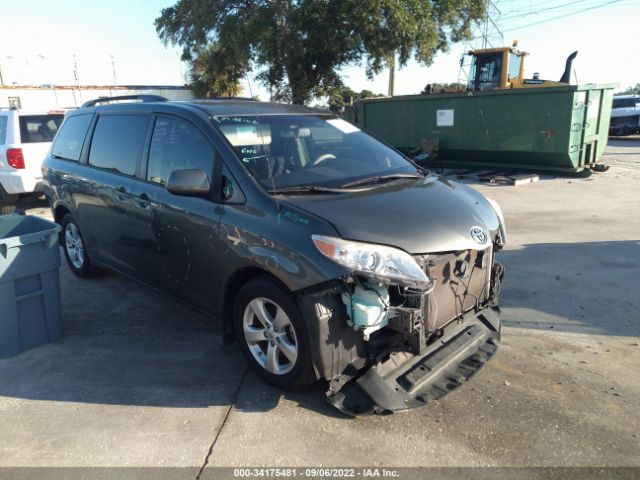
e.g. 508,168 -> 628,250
312,235 -> 431,288
487,197 -> 507,245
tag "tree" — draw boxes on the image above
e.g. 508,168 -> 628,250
421,82 -> 467,94
327,87 -> 384,113
156,0 -> 487,104
620,84 -> 640,95
190,44 -> 246,97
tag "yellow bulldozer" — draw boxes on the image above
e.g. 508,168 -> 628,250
467,42 -> 578,91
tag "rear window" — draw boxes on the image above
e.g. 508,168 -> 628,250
52,114 -> 93,162
613,98 -> 639,109
19,114 -> 64,143
88,115 -> 148,176
0,116 -> 7,144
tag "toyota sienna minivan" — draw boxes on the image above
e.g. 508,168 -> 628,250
43,95 -> 506,415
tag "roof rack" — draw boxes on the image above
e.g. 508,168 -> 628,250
193,97 -> 257,102
81,95 -> 168,108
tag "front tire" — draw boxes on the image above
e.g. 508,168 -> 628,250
233,276 -> 316,390
61,214 -> 94,278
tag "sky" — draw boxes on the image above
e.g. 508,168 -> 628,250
0,0 -> 638,100
0,0 -> 185,86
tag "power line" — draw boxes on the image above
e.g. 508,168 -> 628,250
503,0 -> 623,32
501,0 -> 601,21
500,0 -> 591,15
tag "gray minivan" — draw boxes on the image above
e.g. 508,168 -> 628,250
43,95 -> 506,415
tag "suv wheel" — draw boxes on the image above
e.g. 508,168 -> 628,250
61,214 -> 94,277
0,185 -> 17,215
233,276 -> 316,390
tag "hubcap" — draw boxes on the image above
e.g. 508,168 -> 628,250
242,297 -> 298,375
65,223 -> 85,269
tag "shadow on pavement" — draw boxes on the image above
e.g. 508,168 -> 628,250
13,195 -> 49,215
0,240 -> 637,415
499,240 -> 640,337
0,253 -> 348,417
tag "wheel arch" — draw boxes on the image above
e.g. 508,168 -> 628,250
53,203 -> 71,225
221,267 -> 285,342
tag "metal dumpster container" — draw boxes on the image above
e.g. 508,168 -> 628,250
354,84 -> 616,173
0,214 -> 61,358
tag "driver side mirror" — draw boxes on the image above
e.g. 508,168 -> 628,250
221,175 -> 234,201
166,169 -> 211,197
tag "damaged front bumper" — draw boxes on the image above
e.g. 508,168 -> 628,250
328,306 -> 500,415
297,250 -> 505,416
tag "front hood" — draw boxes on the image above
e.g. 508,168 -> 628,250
282,175 -> 500,254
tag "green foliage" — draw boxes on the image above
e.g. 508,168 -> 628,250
328,87 -> 385,113
156,0 -> 487,104
421,82 -> 467,94
619,84 -> 640,95
190,44 -> 247,98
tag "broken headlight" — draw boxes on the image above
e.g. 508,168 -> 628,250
312,235 -> 431,288
487,197 -> 507,246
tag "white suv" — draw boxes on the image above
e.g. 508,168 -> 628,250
0,108 -> 65,213
609,95 -> 640,136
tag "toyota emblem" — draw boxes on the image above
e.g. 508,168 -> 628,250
470,226 -> 488,245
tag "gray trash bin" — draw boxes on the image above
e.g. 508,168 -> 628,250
0,214 -> 61,358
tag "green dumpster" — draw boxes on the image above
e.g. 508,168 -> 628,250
353,84 -> 616,173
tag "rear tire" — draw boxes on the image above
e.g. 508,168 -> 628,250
0,185 -> 18,215
233,275 -> 316,391
61,213 -> 94,278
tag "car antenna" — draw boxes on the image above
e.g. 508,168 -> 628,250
245,74 -> 280,210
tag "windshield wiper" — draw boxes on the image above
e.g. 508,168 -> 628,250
268,185 -> 348,195
340,173 -> 424,189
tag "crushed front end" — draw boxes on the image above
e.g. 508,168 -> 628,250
299,237 -> 505,416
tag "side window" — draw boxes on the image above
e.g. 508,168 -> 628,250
147,116 -> 214,186
0,116 -> 7,145
51,114 -> 93,162
508,53 -> 521,80
88,115 -> 148,176
19,115 -> 64,143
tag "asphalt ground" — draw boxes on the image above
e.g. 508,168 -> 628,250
0,138 -> 638,475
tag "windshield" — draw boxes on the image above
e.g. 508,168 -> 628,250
469,53 -> 502,91
612,98 -> 639,109
213,114 -> 418,190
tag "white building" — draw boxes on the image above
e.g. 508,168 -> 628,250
0,85 -> 193,110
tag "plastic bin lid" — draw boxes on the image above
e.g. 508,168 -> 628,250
0,214 -> 60,250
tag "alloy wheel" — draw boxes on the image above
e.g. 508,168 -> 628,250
242,297 -> 298,375
65,222 -> 85,269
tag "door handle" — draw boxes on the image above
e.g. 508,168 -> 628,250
135,192 -> 153,208
114,185 -> 131,202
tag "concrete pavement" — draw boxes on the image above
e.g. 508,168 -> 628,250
0,139 -> 638,469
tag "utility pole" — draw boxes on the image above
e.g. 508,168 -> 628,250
73,54 -> 80,87
5,55 -> 14,85
72,54 -> 81,105
388,52 -> 395,97
110,54 -> 117,85
482,11 -> 489,49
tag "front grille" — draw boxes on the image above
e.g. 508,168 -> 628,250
417,247 -> 493,331
610,115 -> 639,126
